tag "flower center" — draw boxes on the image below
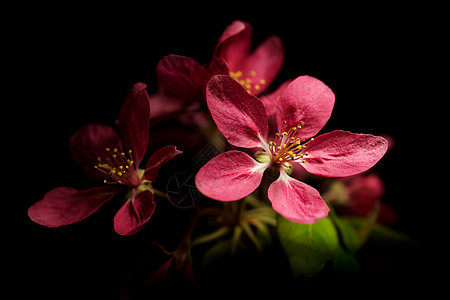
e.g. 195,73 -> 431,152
267,121 -> 314,170
94,147 -> 141,187
229,70 -> 266,94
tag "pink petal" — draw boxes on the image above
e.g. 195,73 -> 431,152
213,20 -> 284,96
268,172 -> 329,224
232,35 -> 285,95
276,75 -> 335,141
156,54 -> 208,103
195,151 -> 268,201
213,20 -> 252,68
119,82 -> 151,166
143,145 -> 183,182
301,130 -> 389,177
260,79 -> 293,117
70,123 -> 122,167
206,75 -> 269,148
114,190 -> 156,236
28,186 -> 120,228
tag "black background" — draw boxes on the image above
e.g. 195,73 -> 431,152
17,3 -> 444,299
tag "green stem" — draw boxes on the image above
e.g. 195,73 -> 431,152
191,226 -> 231,247
240,220 -> 263,252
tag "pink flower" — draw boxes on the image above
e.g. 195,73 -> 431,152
153,20 -> 284,121
212,20 -> 285,95
28,83 -> 182,235
326,174 -> 398,225
195,75 -> 388,224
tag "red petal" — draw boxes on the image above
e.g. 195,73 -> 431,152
260,79 -> 293,117
70,124 -> 122,167
206,75 -> 268,148
119,82 -> 151,165
149,87 -> 186,124
302,130 -> 389,177
143,145 -> 183,182
28,186 -> 120,228
195,151 -> 267,201
276,75 -> 335,141
213,20 -> 252,68
233,35 -> 285,95
156,54 -> 208,103
268,172 -> 329,224
113,190 -> 156,236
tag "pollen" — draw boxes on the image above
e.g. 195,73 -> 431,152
94,146 -> 139,186
268,123 -> 314,166
230,70 -> 266,94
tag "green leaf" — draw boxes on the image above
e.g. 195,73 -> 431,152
332,215 -> 360,253
277,215 -> 339,278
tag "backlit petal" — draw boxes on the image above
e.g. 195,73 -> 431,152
206,75 -> 269,148
268,172 -> 329,224
195,151 -> 268,201
301,130 -> 389,177
276,75 -> 335,140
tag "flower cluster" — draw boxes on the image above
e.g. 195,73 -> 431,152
28,20 -> 407,291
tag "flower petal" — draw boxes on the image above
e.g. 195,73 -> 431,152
276,75 -> 335,141
70,124 -> 122,167
213,20 -> 252,68
156,54 -> 208,103
119,82 -> 151,166
149,87 -> 187,123
28,186 -> 120,228
143,145 -> 183,182
213,20 -> 284,96
113,190 -> 156,236
268,172 -> 329,224
206,75 -> 269,148
195,151 -> 267,201
260,79 -> 293,117
302,130 -> 389,177
233,35 -> 285,95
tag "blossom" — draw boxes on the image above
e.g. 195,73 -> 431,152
195,75 -> 388,224
325,174 -> 398,225
153,20 -> 284,121
28,83 -> 182,235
